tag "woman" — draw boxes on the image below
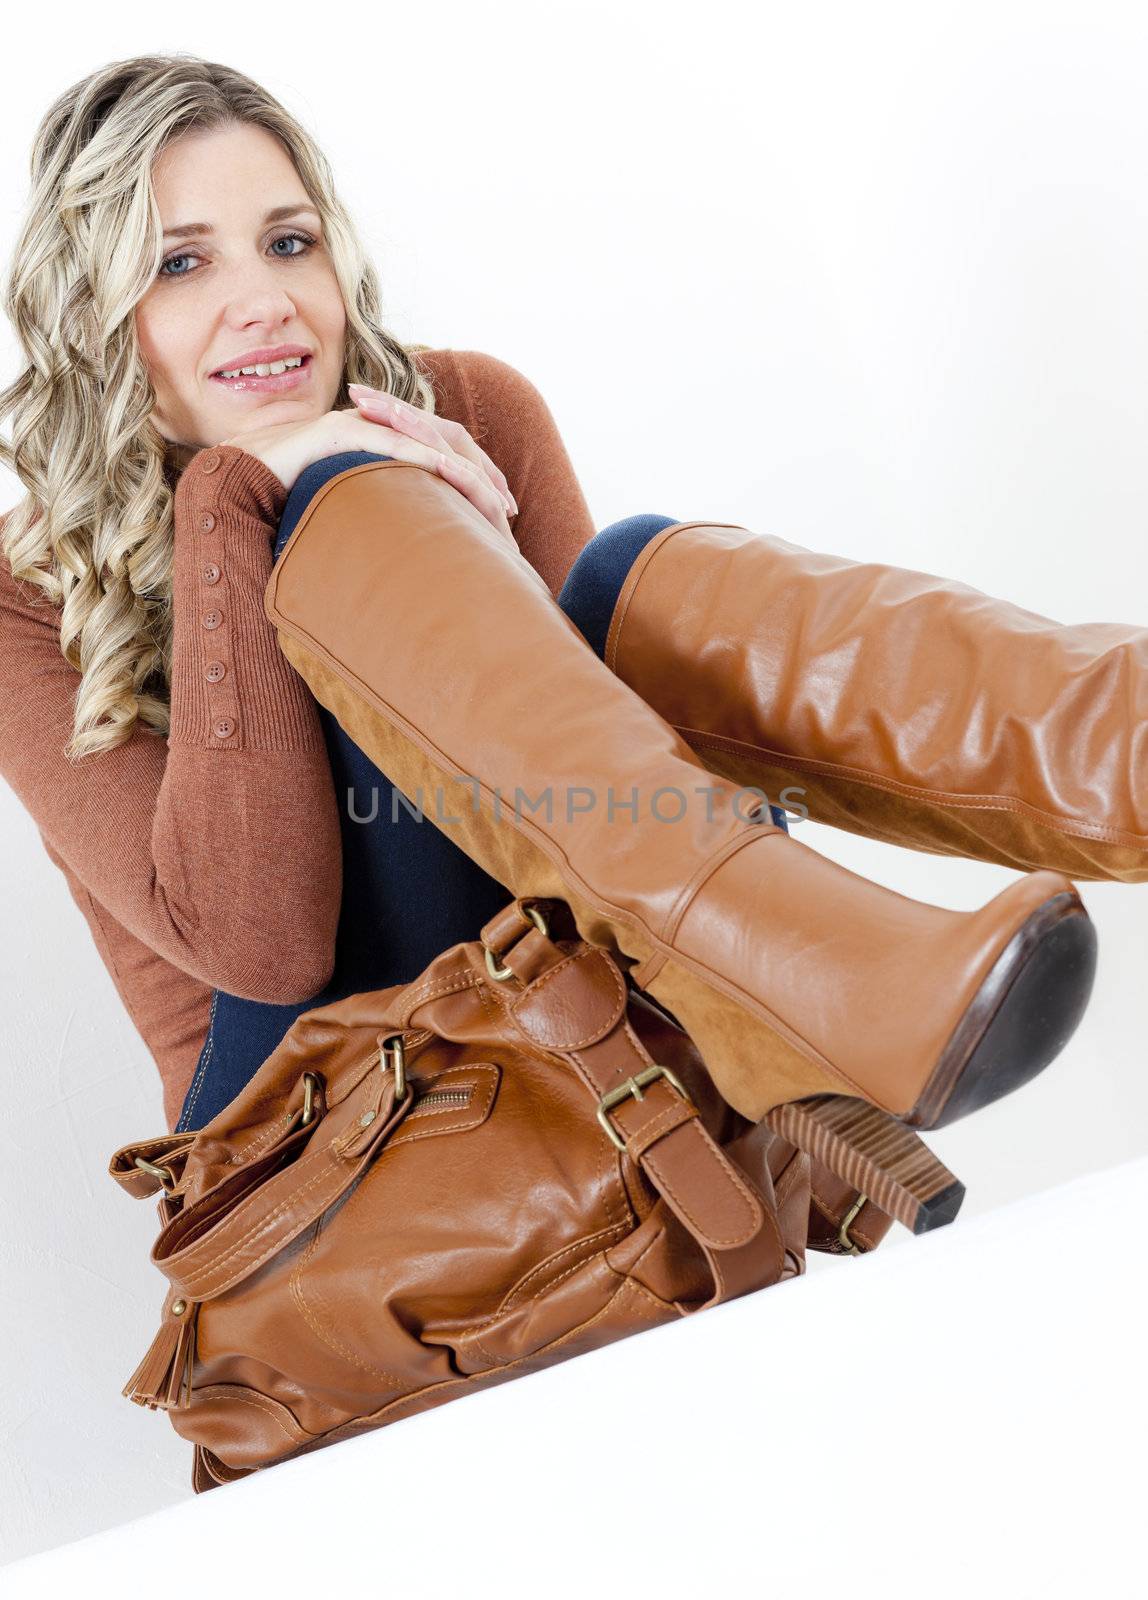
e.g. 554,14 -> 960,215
1,55 -> 1143,1238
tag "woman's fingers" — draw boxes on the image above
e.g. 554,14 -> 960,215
429,413 -> 517,507
432,451 -> 515,542
342,412 -> 514,539
347,386 -> 518,515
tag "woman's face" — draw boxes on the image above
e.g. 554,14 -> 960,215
135,121 -> 347,453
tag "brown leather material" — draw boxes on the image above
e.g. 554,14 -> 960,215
603,520 -> 1148,883
806,1163 -> 896,1255
258,459 -> 1087,1127
110,900 -> 806,1488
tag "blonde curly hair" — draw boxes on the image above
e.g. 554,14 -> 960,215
0,53 -> 436,760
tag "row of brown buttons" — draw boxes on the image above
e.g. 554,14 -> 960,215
198,450 -> 235,741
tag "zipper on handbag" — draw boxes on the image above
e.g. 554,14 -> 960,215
408,1085 -> 473,1116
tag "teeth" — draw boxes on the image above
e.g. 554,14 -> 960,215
217,355 -> 305,379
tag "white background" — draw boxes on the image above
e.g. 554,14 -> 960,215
1,0 -> 1145,1578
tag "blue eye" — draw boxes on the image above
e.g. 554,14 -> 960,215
158,230 -> 316,279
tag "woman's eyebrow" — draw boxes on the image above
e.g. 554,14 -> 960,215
161,204 -> 320,241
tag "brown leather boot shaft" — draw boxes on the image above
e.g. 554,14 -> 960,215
605,520 -> 1148,882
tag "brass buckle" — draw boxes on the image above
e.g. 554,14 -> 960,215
483,903 -> 550,981
380,1034 -> 410,1102
299,1072 -> 321,1128
596,1063 -> 692,1152
838,1192 -> 869,1255
133,1156 -> 176,1193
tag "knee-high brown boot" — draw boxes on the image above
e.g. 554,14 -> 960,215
261,459 -> 1099,1235
600,520 -> 1148,882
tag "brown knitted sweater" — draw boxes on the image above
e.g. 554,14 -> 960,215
0,348 -> 597,1130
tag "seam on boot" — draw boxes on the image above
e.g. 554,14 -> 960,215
679,727 -> 1148,850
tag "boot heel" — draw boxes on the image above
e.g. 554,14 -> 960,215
764,1095 -> 966,1235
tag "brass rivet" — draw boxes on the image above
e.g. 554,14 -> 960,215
359,1110 -> 376,1127
171,1299 -> 187,1316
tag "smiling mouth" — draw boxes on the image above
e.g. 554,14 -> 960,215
210,353 -> 314,392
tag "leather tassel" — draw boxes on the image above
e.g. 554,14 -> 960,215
121,1298 -> 199,1411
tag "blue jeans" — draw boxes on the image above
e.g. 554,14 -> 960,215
175,453 -> 789,1131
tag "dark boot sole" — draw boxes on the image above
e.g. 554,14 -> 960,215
909,890 -> 1098,1130
764,889 -> 1098,1235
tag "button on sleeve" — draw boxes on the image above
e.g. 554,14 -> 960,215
168,442 -> 326,753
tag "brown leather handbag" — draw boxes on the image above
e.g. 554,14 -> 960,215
108,897 -> 813,1492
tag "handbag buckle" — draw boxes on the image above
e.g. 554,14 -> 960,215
837,1192 -> 870,1255
596,1063 -> 693,1152
380,1034 -> 410,1102
299,1072 -> 322,1127
483,902 -> 550,981
133,1156 -> 177,1193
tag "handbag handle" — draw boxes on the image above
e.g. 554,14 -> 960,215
148,1053 -> 412,1303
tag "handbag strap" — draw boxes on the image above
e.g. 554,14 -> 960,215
141,1062 -> 414,1303
474,901 -> 787,1307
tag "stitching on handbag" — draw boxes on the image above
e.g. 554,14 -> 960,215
289,1218 -> 408,1390
268,1243 -> 677,1463
190,1385 -> 317,1442
223,1034 -> 415,1167
386,1068 -> 498,1146
227,1107 -> 305,1166
188,1063 -> 494,1294
467,1225 -> 666,1366
714,1154 -> 788,1280
622,1097 -> 697,1156
490,982 -> 629,1232
641,1126 -> 762,1249
494,1222 -> 633,1316
509,949 -> 628,1049
465,1251 -> 620,1367
187,1149 -> 348,1293
396,969 -> 481,1011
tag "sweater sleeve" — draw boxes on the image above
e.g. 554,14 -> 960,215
0,444 -> 342,1003
448,350 -> 598,594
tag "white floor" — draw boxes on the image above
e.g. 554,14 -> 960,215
5,1153 -> 1144,1598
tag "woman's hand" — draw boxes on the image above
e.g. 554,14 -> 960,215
346,383 -> 518,533
220,395 -> 517,540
